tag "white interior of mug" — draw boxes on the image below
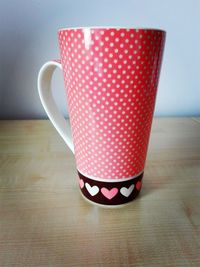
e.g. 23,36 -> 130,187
58,26 -> 166,33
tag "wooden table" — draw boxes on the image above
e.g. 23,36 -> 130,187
0,118 -> 200,266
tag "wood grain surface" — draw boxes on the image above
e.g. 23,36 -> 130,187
0,118 -> 200,266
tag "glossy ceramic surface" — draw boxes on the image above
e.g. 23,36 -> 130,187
58,28 -> 165,179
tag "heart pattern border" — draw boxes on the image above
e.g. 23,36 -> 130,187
78,170 -> 143,205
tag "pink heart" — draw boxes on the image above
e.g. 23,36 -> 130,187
136,181 -> 142,190
101,187 -> 118,200
79,179 -> 84,189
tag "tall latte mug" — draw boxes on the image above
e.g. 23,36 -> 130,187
38,27 -> 166,206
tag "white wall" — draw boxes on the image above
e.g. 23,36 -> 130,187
0,0 -> 200,118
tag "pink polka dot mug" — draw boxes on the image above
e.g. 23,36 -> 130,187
38,27 -> 166,206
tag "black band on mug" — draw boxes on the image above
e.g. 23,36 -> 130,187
78,170 -> 143,206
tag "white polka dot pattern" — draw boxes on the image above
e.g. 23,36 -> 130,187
58,28 -> 165,179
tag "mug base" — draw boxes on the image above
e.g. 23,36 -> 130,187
79,189 -> 140,208
78,170 -> 143,206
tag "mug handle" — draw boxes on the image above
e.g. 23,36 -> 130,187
37,60 -> 74,153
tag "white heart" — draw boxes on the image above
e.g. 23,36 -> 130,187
120,184 -> 135,197
85,183 -> 99,196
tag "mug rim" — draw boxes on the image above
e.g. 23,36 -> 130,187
58,26 -> 166,33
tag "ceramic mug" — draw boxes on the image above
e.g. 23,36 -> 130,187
38,27 -> 166,206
